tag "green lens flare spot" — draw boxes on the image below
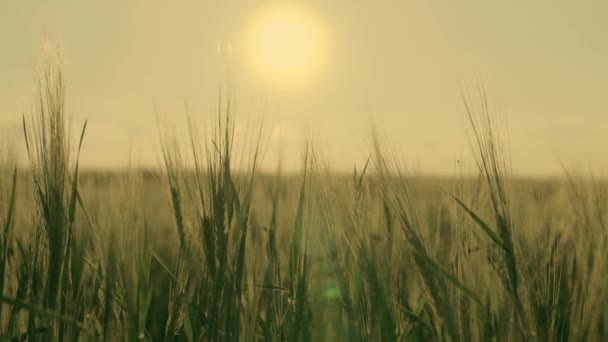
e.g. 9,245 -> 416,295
321,287 -> 339,298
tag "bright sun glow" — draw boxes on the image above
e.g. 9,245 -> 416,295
245,5 -> 327,88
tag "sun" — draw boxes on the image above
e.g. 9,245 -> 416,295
244,5 -> 328,88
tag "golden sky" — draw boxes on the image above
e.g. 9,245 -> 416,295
1,1 -> 608,175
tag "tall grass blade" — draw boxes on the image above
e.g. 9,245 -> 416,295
449,193 -> 512,254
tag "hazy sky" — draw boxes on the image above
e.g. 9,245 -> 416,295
1,1 -> 607,175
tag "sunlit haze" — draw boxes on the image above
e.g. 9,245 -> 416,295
1,1 -> 608,176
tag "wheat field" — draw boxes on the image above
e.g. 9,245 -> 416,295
1,63 -> 607,342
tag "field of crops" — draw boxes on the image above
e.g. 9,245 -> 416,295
1,65 -> 608,341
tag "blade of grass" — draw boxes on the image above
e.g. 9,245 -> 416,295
448,193 -> 512,255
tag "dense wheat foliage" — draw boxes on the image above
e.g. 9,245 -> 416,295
2,63 -> 608,341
